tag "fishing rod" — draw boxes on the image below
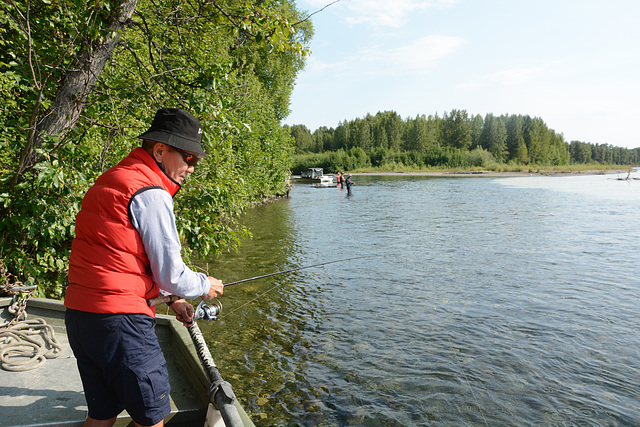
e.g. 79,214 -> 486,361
147,255 -> 375,319
223,255 -> 373,288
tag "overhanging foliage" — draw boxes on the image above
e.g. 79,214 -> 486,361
0,0 -> 312,297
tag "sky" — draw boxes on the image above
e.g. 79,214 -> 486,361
282,0 -> 640,149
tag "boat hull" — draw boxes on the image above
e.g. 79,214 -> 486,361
0,297 -> 253,427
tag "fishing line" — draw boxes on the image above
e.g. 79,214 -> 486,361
366,253 -> 489,425
211,255 -> 380,321
222,255 -> 376,288
442,313 -> 489,427
216,281 -> 286,321
210,253 -> 489,424
386,253 -> 486,423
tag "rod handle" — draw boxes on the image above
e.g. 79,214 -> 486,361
147,295 -> 182,307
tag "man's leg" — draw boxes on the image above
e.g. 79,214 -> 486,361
83,416 -> 118,427
83,416 -> 164,427
134,421 -> 164,427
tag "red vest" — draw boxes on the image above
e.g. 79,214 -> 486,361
65,148 -> 180,316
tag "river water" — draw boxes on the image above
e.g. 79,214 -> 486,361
200,172 -> 640,426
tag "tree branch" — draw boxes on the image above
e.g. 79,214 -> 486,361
294,0 -> 342,26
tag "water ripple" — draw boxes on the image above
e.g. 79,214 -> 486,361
203,175 -> 640,425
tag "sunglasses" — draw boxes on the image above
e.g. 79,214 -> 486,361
174,148 -> 199,167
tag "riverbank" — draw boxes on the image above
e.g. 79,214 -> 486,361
350,169 -> 635,178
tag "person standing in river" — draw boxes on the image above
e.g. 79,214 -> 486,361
64,108 -> 224,427
345,173 -> 354,194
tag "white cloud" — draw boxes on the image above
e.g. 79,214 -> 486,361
304,55 -> 338,74
300,35 -> 465,81
355,35 -> 466,76
388,35 -> 465,70
341,0 -> 459,28
457,67 -> 546,89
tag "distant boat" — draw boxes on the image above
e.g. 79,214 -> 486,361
295,168 -> 337,187
0,297 -> 254,427
315,175 -> 335,188
300,167 -> 324,179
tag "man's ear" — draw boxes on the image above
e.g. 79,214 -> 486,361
152,142 -> 167,163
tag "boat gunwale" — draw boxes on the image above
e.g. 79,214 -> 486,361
0,297 -> 254,426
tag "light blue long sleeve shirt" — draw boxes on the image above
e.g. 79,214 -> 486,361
129,188 -> 209,299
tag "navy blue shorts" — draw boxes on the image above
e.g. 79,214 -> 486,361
65,309 -> 171,425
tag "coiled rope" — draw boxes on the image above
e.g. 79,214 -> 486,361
1,266 -> 63,371
0,318 -> 63,371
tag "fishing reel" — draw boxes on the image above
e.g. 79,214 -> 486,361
195,298 -> 222,321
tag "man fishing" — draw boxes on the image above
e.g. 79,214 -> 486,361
345,173 -> 354,194
64,108 -> 224,427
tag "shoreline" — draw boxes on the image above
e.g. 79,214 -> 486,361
348,169 -> 635,178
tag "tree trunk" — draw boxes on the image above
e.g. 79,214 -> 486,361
11,0 -> 138,187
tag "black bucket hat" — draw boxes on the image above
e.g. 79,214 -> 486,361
137,108 -> 206,158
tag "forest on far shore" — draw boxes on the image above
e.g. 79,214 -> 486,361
286,110 -> 640,174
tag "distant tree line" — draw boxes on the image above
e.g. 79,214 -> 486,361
286,110 -> 640,173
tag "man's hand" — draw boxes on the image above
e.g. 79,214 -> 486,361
203,276 -> 223,300
169,299 -> 195,326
